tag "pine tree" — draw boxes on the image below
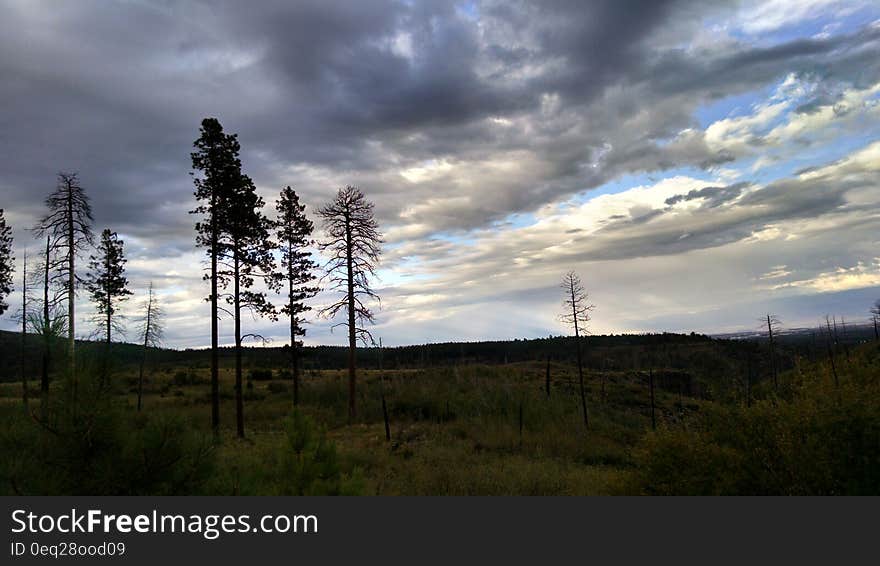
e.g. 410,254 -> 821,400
317,186 -> 382,421
35,172 -> 94,392
0,208 -> 13,317
274,186 -> 319,407
217,168 -> 277,438
191,117 -> 239,434
85,229 -> 132,345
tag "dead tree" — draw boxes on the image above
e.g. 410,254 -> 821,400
317,186 -> 382,421
763,314 -> 782,393
135,282 -> 164,411
30,234 -> 66,414
560,270 -> 595,430
839,317 -> 851,363
35,172 -> 94,395
376,337 -> 391,441
824,315 -> 839,387
273,186 -> 319,407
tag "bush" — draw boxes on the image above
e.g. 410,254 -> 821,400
267,381 -> 288,394
249,369 -> 274,381
628,376 -> 880,495
0,398 -> 215,495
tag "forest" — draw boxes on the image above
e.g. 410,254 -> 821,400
0,118 -> 878,495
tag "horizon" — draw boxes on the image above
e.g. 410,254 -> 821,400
2,0 -> 880,348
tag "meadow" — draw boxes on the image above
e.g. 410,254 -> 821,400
1,332 -> 877,495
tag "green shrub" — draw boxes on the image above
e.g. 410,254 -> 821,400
249,369 -> 274,381
628,376 -> 880,495
267,381 -> 288,394
0,399 -> 215,495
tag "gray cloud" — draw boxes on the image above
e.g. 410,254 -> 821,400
1,0 -> 879,345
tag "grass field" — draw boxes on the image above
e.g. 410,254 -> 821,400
1,338 -> 877,495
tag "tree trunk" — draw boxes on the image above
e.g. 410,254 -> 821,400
746,350 -> 752,408
40,236 -> 50,417
545,356 -> 551,398
20,250 -> 28,410
345,218 -> 357,421
289,275 -> 299,407
137,295 -> 151,412
570,282 -> 588,429
67,188 -> 76,401
381,390 -> 390,441
767,315 -> 777,394
649,368 -> 656,431
210,194 -> 220,434
234,250 -> 244,438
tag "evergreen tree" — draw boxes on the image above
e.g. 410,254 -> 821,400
317,186 -> 382,420
217,168 -> 277,438
0,208 -> 13,317
191,117 -> 239,434
85,229 -> 133,345
273,186 -> 319,407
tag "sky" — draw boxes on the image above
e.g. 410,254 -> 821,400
1,0 -> 880,348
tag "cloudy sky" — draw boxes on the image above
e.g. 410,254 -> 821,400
1,0 -> 880,348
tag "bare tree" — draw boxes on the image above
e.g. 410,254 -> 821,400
763,313 -> 782,393
560,270 -> 595,430
135,282 -> 164,412
35,172 -> 94,393
85,229 -> 132,345
273,186 -> 319,407
30,234 -> 67,413
869,306 -> 879,340
317,186 -> 382,421
823,315 -> 839,387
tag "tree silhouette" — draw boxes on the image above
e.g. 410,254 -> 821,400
135,282 -> 164,412
191,117 -> 239,434
31,233 -> 67,414
0,208 -> 13,317
216,162 -> 276,439
85,229 -> 132,346
317,186 -> 382,420
870,300 -> 879,341
35,172 -> 94,392
273,186 -> 319,407
763,313 -> 782,393
560,270 -> 594,429
18,249 -> 28,409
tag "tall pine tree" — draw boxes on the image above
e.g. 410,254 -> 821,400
85,229 -> 132,345
191,117 -> 239,434
273,186 -> 319,407
217,170 -> 277,438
